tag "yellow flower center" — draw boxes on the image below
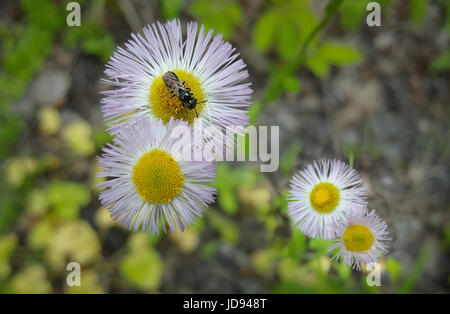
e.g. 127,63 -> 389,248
149,69 -> 206,126
309,182 -> 340,213
343,224 -> 374,252
132,149 -> 184,203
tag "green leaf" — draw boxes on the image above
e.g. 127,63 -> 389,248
272,189 -> 289,213
253,11 -> 278,52
83,34 -> 115,62
338,0 -> 368,31
206,210 -> 240,244
93,127 -> 113,150
309,238 -> 333,256
120,248 -> 163,291
277,20 -> 299,60
443,223 -> 450,249
216,164 -> 239,215
248,101 -> 263,125
335,262 -> 351,280
283,75 -> 301,93
386,257 -> 403,284
160,0 -> 183,20
410,0 -> 428,26
0,235 -> 18,278
189,0 -> 242,40
8,265 -> 52,294
306,55 -> 330,78
28,219 -> 53,249
280,143 -> 302,176
48,181 -> 90,219
430,50 -> 450,73
287,228 -> 306,258
273,281 -> 311,294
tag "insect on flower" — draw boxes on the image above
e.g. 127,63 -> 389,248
162,71 -> 206,118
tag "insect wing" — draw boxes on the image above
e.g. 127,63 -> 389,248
162,71 -> 180,90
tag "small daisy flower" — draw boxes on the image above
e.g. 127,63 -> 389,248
287,159 -> 367,240
97,116 -> 217,234
101,19 -> 251,140
327,209 -> 390,270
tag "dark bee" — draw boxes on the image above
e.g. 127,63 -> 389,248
162,71 -> 206,118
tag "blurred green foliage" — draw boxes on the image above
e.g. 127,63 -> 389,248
339,0 -> 392,31
189,0 -> 243,40
161,0 -> 184,20
0,0 -> 447,294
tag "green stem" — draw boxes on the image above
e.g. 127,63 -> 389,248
348,152 -> 354,168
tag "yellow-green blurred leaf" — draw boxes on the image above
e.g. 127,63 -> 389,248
306,54 -> 330,78
386,257 -> 403,284
0,234 -> 18,278
5,157 -> 37,187
67,270 -> 104,294
9,265 -> 52,294
48,180 -> 90,219
169,228 -> 199,253
46,220 -> 100,269
38,107 -> 61,135
207,210 -> 240,244
160,0 -> 183,19
26,188 -> 49,216
317,42 -> 362,65
252,249 -> 276,277
28,219 -> 53,249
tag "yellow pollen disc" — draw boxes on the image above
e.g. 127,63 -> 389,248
149,69 -> 206,126
343,224 -> 374,252
309,182 -> 340,213
132,149 -> 184,203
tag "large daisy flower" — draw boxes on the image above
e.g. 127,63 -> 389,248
327,208 -> 390,270
101,19 -> 251,140
97,116 -> 217,234
287,159 -> 367,240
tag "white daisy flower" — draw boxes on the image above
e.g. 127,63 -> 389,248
327,208 -> 390,270
101,19 -> 251,141
97,116 -> 217,234
287,159 -> 367,240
